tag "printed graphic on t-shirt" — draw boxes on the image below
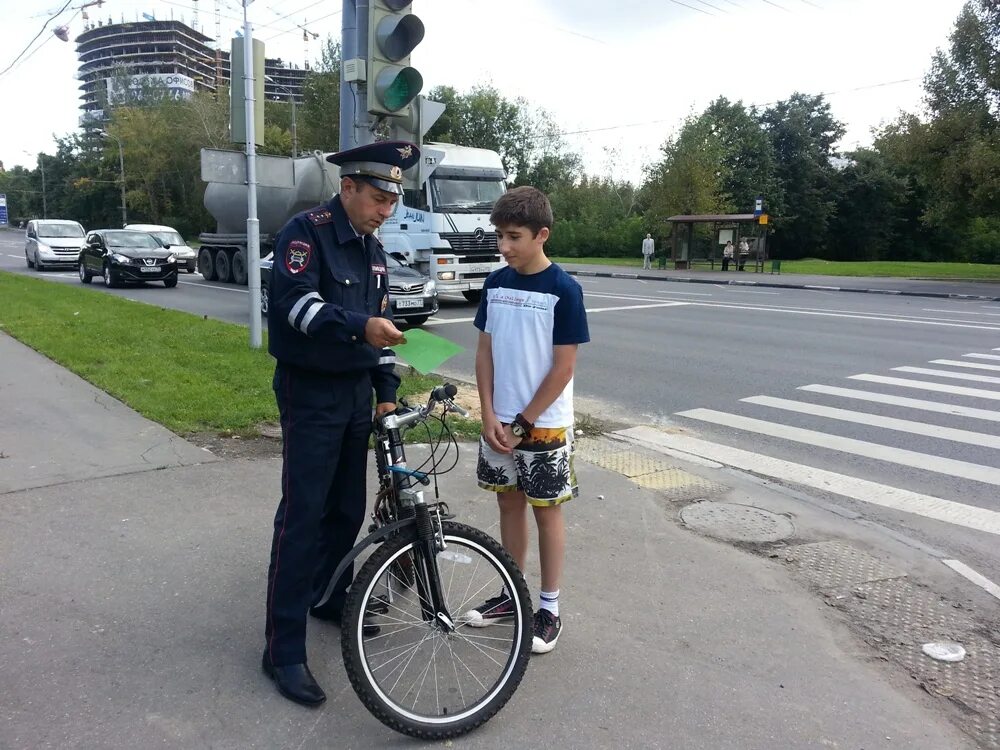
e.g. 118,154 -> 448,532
474,265 -> 589,428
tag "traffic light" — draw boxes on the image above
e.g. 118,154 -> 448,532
367,1 -> 424,116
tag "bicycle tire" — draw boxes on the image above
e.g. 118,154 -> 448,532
342,521 -> 531,739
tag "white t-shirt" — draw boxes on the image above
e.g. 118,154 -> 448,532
474,264 -> 590,428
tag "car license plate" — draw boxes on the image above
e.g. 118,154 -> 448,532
463,264 -> 493,274
395,298 -> 424,309
140,266 -> 160,273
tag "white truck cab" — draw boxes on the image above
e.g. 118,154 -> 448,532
379,142 -> 507,302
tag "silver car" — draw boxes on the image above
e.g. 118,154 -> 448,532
125,224 -> 198,273
25,219 -> 87,271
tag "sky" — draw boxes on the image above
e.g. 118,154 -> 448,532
0,0 -> 970,184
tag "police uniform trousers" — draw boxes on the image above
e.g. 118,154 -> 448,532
265,362 -> 373,666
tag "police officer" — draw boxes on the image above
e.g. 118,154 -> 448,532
261,141 -> 420,707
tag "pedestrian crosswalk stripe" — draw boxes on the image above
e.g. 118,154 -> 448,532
676,408 -> 1000,486
931,359 -> 1000,372
616,427 -> 1000,536
849,374 -> 1000,400
893,366 -> 1000,385
799,384 -> 1000,422
741,395 -> 1000,449
964,353 -> 1000,361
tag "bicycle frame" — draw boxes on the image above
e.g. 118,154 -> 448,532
325,390 -> 464,629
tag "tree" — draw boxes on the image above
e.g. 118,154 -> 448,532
759,93 -> 845,258
424,84 -> 534,177
296,37 -> 341,153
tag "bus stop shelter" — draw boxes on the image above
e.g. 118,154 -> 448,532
667,213 -> 769,271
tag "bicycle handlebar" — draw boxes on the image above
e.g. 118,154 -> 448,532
379,383 -> 466,431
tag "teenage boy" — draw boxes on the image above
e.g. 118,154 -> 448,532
464,186 -> 589,654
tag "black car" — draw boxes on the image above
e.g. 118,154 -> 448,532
78,230 -> 179,288
260,253 -> 439,325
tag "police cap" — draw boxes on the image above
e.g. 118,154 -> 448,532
327,141 -> 421,195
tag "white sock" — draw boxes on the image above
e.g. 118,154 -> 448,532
539,589 -> 559,617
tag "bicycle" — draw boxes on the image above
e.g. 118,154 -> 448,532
330,384 -> 532,739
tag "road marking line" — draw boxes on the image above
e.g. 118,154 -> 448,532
720,289 -> 779,295
924,308 -> 1000,317
799,384 -> 1000,422
931,359 -> 1000,372
893,366 -> 1000,385
655,289 -> 713,296
964,353 -> 1000,361
618,427 -> 1000,535
585,302 -> 689,313
849,374 -> 1000,400
6,254 -> 22,259
177,280 -> 247,293
676,408 -> 1000,486
424,316 -> 476,326
742,395 -> 1000,449
942,560 -> 1000,601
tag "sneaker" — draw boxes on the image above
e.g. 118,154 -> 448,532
531,609 -> 561,654
461,593 -> 515,628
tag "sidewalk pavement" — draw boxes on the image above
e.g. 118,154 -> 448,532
559,261 -> 1000,301
0,332 -> 976,749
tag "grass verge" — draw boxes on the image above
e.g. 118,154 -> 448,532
0,271 -> 479,441
550,256 -> 1000,280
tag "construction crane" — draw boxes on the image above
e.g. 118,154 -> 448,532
296,20 -> 318,70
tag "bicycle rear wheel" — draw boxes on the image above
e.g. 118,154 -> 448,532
342,521 -> 531,739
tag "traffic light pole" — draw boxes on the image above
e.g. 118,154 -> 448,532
340,0 -> 373,151
243,1 -> 262,349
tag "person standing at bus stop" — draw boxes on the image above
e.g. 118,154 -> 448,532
261,141 -> 420,707
641,233 -> 655,269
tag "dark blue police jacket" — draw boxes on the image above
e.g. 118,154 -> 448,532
267,195 -> 400,404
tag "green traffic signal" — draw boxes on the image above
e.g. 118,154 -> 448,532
377,67 -> 424,112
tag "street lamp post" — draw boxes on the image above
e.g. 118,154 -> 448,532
266,75 -> 298,158
101,132 -> 127,226
24,151 -> 47,219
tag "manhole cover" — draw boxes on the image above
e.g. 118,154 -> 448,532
680,502 -> 794,543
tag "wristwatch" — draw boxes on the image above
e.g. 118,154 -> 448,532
511,413 -> 534,439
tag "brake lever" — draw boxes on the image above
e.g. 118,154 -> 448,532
446,400 -> 469,418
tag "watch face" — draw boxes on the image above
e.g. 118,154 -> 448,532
511,422 -> 526,438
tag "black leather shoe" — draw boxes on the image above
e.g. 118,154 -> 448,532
261,652 -> 326,707
309,605 -> 382,637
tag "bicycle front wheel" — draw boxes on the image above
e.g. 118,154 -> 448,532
342,521 -> 531,739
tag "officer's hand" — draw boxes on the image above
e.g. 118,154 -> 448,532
375,401 -> 396,418
365,317 -> 406,349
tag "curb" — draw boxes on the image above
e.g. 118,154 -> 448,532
566,269 -> 1000,302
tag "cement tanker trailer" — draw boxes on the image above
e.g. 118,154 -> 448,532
198,142 -> 506,301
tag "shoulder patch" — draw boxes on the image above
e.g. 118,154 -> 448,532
306,208 -> 333,225
285,239 -> 312,275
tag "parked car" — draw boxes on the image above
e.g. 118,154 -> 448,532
259,252 -> 438,325
25,219 -> 87,271
124,224 -> 198,273
78,229 -> 179,288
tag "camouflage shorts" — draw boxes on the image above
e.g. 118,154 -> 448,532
477,425 -> 578,507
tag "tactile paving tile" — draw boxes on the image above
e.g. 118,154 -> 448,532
847,578 -> 1000,749
782,540 -> 906,590
574,438 -> 728,500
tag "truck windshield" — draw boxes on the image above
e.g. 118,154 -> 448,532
430,177 -> 505,212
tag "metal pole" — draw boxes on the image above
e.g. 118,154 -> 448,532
116,141 -> 127,225
340,0 -> 358,151
290,92 -> 298,158
244,1 -> 262,349
39,157 -> 47,219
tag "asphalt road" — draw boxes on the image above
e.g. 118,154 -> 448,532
4,232 -> 999,597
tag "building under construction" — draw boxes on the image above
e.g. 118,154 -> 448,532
75,19 -> 307,124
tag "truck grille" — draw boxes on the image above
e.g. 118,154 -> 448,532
440,232 -> 499,255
